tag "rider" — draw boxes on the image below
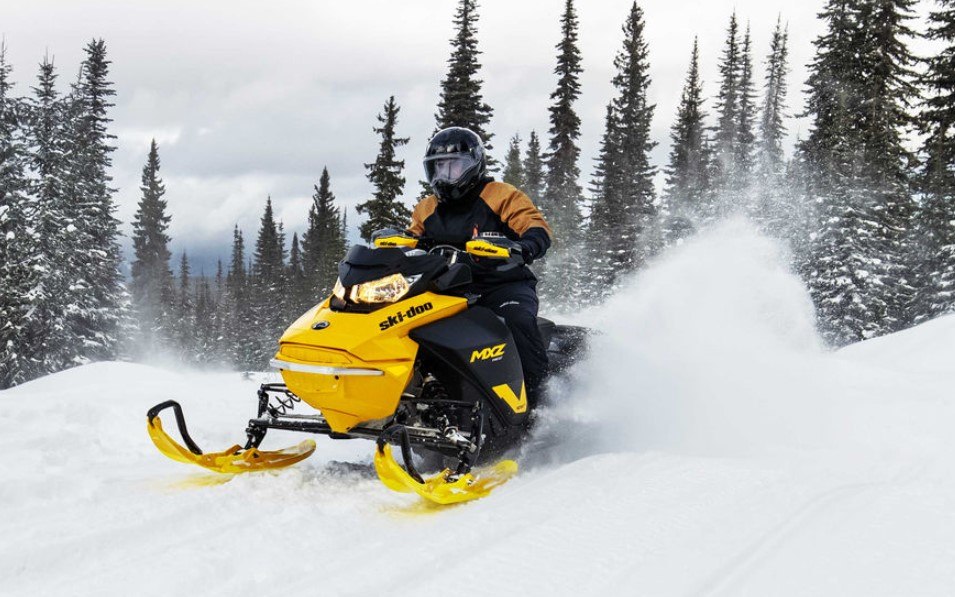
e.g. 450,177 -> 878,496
408,126 -> 552,402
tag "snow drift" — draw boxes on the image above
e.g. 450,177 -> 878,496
3,221 -> 955,596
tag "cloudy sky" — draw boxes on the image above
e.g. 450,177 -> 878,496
1,0 -> 890,272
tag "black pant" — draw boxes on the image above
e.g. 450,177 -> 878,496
475,281 -> 549,394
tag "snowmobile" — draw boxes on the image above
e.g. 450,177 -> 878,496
147,230 -> 589,504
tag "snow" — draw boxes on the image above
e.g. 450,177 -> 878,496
3,221 -> 955,596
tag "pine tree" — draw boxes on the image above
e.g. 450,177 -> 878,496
0,43 -> 39,387
915,0 -> 955,319
64,39 -> 127,362
253,197 -> 284,283
435,0 -> 495,153
358,96 -> 410,242
302,167 -> 347,303
225,225 -> 255,368
250,197 -> 286,367
502,134 -> 525,188
130,140 -> 174,354
209,259 -> 227,364
662,38 -> 710,240
536,0 -> 585,304
753,18 -> 793,240
758,18 -> 790,180
585,105 -> 623,299
711,12 -> 742,203
6,54 -> 76,385
543,0 -> 584,244
803,0 -> 919,344
174,252 -> 194,356
586,2 -> 657,288
192,272 -> 217,365
286,231 -> 309,318
523,130 -> 545,202
735,24 -> 758,200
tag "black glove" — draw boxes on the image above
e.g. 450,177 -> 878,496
515,228 -> 550,265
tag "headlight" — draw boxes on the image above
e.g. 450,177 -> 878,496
349,273 -> 411,304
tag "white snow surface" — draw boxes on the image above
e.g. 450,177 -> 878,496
3,221 -> 955,596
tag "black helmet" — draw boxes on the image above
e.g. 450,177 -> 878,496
424,127 -> 487,203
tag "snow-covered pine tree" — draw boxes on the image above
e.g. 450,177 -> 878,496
0,44 -> 39,388
9,55 -> 76,385
523,131 -> 545,203
710,12 -> 742,212
915,0 -> 955,320
735,24 -> 758,205
174,252 -> 194,357
358,96 -> 410,242
502,134 -> 525,189
64,39 -> 127,363
130,139 -> 174,355
225,225 -> 255,369
586,2 -> 657,287
539,0 -> 585,304
434,0 -> 494,155
192,272 -> 217,366
584,104 -> 623,301
250,197 -> 287,367
784,144 -> 815,273
753,18 -> 795,244
803,0 -> 919,344
286,231 -> 309,319
757,18 -> 790,183
662,38 -> 709,244
302,167 -> 346,305
209,259 -> 227,364
543,0 -> 583,242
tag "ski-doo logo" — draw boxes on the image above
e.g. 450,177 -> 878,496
470,343 -> 506,362
378,302 -> 433,331
471,245 -> 499,254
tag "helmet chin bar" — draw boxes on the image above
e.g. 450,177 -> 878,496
433,176 -> 480,203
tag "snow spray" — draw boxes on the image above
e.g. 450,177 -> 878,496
530,219 -> 842,462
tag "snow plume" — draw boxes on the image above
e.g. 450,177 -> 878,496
534,219 -> 839,461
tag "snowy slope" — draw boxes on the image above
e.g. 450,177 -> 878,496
3,221 -> 955,597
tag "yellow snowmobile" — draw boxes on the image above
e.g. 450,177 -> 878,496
146,230 -> 588,504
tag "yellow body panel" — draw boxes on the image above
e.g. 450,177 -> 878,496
492,381 -> 527,414
276,292 -> 468,432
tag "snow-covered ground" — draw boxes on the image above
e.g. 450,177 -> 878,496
3,221 -> 955,596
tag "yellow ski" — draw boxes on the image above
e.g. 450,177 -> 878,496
373,444 -> 517,505
147,401 -> 315,474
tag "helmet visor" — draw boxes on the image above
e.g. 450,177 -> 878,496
424,153 -> 480,186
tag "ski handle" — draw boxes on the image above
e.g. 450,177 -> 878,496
146,400 -> 204,456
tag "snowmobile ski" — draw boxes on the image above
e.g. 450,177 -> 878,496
373,443 -> 517,505
147,400 -> 316,474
